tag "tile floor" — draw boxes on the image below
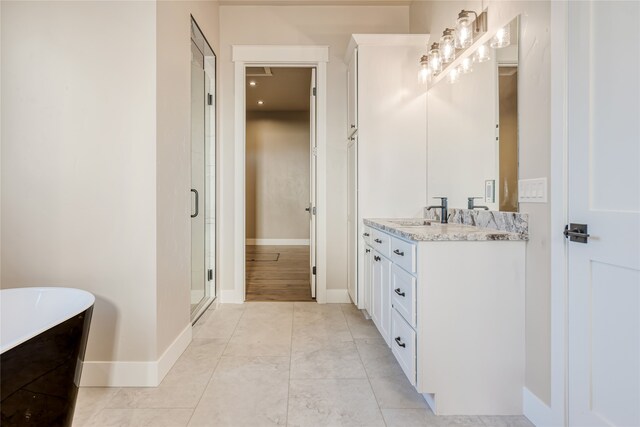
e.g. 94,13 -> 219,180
72,302 -> 534,427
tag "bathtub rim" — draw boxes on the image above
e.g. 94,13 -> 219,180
0,286 -> 95,354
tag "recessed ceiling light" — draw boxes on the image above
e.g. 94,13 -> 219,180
257,100 -> 264,105
249,81 -> 257,86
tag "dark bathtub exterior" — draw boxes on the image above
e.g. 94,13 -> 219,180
1,306 -> 93,426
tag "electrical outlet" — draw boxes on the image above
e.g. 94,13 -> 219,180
518,178 -> 548,203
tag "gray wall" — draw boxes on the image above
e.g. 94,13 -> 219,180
246,111 -> 310,242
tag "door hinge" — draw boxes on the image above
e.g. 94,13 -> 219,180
312,87 -> 317,96
312,147 -> 318,156
207,93 -> 213,106
312,206 -> 316,215
208,269 -> 213,281
312,266 -> 316,275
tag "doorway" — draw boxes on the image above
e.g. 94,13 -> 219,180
244,67 -> 316,302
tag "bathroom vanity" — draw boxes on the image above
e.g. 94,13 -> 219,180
362,216 -> 527,415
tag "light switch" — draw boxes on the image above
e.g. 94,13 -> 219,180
518,178 -> 548,203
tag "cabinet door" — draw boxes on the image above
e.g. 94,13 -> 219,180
363,245 -> 372,314
371,251 -> 391,345
379,256 -> 392,345
347,140 -> 358,305
347,49 -> 358,134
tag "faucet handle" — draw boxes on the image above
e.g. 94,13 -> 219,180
432,196 -> 448,202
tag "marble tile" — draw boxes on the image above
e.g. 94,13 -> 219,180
287,378 -> 385,427
194,305 -> 244,340
72,387 -> 121,426
369,375 -> 428,409
106,385 -> 205,409
290,341 -> 367,379
82,408 -> 192,427
433,415 -> 485,426
223,316 -> 292,357
479,415 -> 535,427
381,408 -> 438,427
344,311 -> 384,340
188,356 -> 289,427
355,338 -> 405,379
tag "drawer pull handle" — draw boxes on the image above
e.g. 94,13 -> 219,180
393,249 -> 405,256
394,288 -> 405,297
363,232 -> 370,237
394,337 -> 406,348
365,249 -> 371,253
374,255 -> 381,262
374,238 -> 383,243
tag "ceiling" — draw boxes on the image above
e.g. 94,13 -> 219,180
246,67 -> 313,112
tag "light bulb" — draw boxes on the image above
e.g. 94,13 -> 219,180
447,67 -> 460,84
475,43 -> 491,63
459,56 -> 473,74
418,55 -> 432,84
455,10 -> 474,49
428,43 -> 442,74
490,24 -> 511,49
440,28 -> 456,64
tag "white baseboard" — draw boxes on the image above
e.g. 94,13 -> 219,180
325,289 -> 351,303
80,324 -> 192,387
246,238 -> 310,246
523,387 -> 555,426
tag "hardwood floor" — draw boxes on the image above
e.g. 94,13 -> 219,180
245,245 -> 313,302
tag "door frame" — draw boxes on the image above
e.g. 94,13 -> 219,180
231,45 -> 329,303
530,1 -> 568,426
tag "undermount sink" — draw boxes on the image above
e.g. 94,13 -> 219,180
387,219 -> 433,227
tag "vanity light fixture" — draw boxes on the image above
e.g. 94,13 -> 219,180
475,43 -> 491,63
440,28 -> 456,64
428,43 -> 442,74
455,10 -> 488,49
257,100 -> 264,105
249,81 -> 257,86
418,55 -> 432,84
490,24 -> 511,49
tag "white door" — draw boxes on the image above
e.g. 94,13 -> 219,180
309,68 -> 317,298
567,2 -> 640,426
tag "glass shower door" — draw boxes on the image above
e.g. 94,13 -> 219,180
190,18 -> 216,320
191,39 -> 206,314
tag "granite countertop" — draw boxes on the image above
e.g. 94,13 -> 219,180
364,218 -> 528,242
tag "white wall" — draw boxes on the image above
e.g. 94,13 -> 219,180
219,5 -> 410,293
246,111 -> 310,241
2,0 -> 158,362
2,0 -> 220,384
410,0 -> 552,408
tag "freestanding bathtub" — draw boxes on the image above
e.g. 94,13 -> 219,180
1,287 -> 95,427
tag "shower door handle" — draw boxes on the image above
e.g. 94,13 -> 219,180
191,189 -> 199,218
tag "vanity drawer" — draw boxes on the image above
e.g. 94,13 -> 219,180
391,264 -> 416,328
391,309 -> 416,386
371,228 -> 391,258
362,225 -> 372,245
390,236 -> 417,274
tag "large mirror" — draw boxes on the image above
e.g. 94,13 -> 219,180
427,17 -> 519,212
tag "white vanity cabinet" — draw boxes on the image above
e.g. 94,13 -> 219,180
345,34 -> 429,308
363,223 -> 526,416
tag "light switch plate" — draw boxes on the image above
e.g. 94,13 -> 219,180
485,180 -> 495,203
518,178 -> 548,203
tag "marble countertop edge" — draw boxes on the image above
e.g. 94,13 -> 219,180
364,218 -> 529,242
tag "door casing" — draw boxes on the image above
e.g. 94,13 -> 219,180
230,45 -> 329,304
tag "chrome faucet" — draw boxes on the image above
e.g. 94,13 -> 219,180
426,197 -> 448,224
468,197 -> 489,210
